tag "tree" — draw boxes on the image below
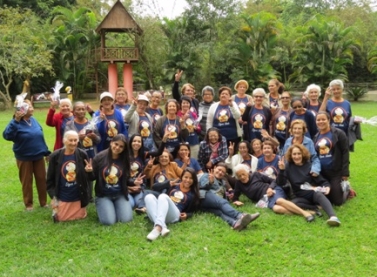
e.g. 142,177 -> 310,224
0,7 -> 54,109
289,15 -> 360,85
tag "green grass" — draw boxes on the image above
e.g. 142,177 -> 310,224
0,102 -> 376,276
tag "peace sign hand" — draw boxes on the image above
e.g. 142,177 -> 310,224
228,142 -> 235,156
147,156 -> 155,167
278,156 -> 285,170
208,169 -> 215,184
84,159 -> 93,172
134,173 -> 146,186
175,69 -> 183,82
131,97 -> 137,106
170,178 -> 180,186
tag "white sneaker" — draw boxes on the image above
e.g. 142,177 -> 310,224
161,228 -> 170,237
327,216 -> 341,227
147,228 -> 161,241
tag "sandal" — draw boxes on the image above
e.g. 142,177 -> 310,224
135,207 -> 147,215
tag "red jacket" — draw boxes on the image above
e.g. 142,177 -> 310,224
46,108 -> 65,150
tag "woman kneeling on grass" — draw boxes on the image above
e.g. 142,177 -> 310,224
277,144 -> 341,227
232,164 -> 314,222
47,130 -> 90,222
199,163 -> 260,231
85,134 -> 134,225
145,167 -> 200,241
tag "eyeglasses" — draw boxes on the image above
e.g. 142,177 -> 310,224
254,95 -> 264,98
281,97 -> 290,99
292,105 -> 303,109
203,94 -> 212,96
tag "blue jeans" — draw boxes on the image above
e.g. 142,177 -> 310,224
129,191 -> 144,209
200,191 -> 242,227
95,194 -> 133,225
145,193 -> 180,229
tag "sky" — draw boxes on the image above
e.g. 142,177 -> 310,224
134,0 -> 188,18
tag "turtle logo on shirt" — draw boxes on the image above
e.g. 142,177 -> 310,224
65,162 -> 76,182
253,114 -> 263,129
333,108 -> 344,124
276,115 -> 286,131
218,109 -> 229,123
140,121 -> 151,137
238,102 -> 246,115
170,190 -> 184,203
107,120 -> 118,137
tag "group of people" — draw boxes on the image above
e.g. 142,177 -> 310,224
3,75 -> 357,241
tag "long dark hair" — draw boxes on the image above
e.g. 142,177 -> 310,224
237,141 -> 252,155
173,143 -> 191,160
108,134 -> 130,177
205,127 -> 222,144
181,167 -> 200,209
128,134 -> 145,160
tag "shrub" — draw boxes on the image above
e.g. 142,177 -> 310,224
347,86 -> 368,101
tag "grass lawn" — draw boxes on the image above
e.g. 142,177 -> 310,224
0,101 -> 376,276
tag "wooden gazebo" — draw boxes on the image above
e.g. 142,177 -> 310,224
95,0 -> 143,97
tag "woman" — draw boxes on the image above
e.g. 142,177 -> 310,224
320,79 -> 352,136
177,96 -> 201,159
47,131 -> 90,222
225,141 -> 258,177
314,111 -> 350,205
173,69 -> 199,113
250,138 -> 263,159
242,88 -> 272,142
271,91 -> 293,149
265,79 -> 284,111
282,119 -> 321,176
114,87 -> 130,118
3,100 -> 50,211
46,98 -> 74,150
198,127 -> 228,171
288,97 -> 317,139
257,140 -> 280,180
94,92 -> 128,152
232,164 -> 314,222
207,86 -> 242,147
199,163 -> 260,231
146,90 -> 164,126
303,84 -> 322,116
173,143 -> 203,176
144,150 -> 183,188
277,144 -> 342,226
232,80 -> 253,137
128,132 -> 169,210
65,101 -> 101,160
145,168 -> 200,241
154,99 -> 189,153
198,86 -> 215,140
86,134 -> 133,225
125,94 -> 155,152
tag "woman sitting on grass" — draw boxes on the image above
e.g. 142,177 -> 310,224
145,168 -> 200,241
199,162 -> 260,231
232,164 -> 314,222
85,134 -> 134,225
277,144 -> 341,227
173,143 -> 203,176
47,130 -> 90,222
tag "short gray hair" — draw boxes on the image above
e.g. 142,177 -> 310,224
304,84 -> 321,97
63,130 -> 79,144
233,164 -> 250,179
252,88 -> 266,97
202,86 -> 215,97
329,79 -> 344,89
60,98 -> 72,109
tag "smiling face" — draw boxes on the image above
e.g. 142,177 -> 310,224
60,101 -> 72,117
281,92 -> 291,107
137,100 -> 148,114
214,165 -> 226,179
181,171 -> 194,189
292,100 -> 304,115
236,83 -> 247,95
262,144 -> 273,157
101,97 -> 114,110
159,151 -> 170,166
253,92 -> 264,106
203,90 -> 214,103
238,142 -> 249,157
110,140 -> 125,157
236,169 -> 249,183
131,135 -> 142,151
167,101 -> 178,115
115,89 -> 127,104
181,99 -> 191,112
291,122 -> 305,138
73,103 -> 86,120
291,147 -> 303,165
268,80 -> 278,94
64,133 -> 79,152
308,88 -> 319,101
151,92 -> 162,107
331,85 -> 343,99
183,85 -> 195,99
178,145 -> 190,159
252,140 -> 262,153
208,130 -> 219,144
219,89 -> 231,104
316,113 -> 330,132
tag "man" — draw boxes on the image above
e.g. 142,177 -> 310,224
199,162 -> 260,231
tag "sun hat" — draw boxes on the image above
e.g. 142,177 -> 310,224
137,94 -> 150,103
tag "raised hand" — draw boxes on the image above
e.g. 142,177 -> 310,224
208,169 -> 215,184
325,87 -> 332,97
228,142 -> 235,156
175,69 -> 184,82
134,173 -> 146,186
228,97 -> 233,107
131,97 -> 137,106
147,156 -> 155,167
84,158 -> 93,172
182,155 -> 190,165
169,178 -> 180,186
278,156 -> 285,170
163,126 -> 172,141
14,110 -> 26,122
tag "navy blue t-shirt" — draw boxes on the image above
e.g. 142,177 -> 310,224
175,158 -> 201,173
101,159 -> 123,196
248,107 -> 268,141
213,104 -> 238,140
168,185 -> 194,212
315,131 -> 333,169
58,154 -> 80,202
257,155 -> 280,180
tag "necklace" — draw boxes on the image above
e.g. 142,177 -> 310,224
23,119 -> 32,126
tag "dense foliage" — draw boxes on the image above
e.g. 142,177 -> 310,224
1,0 -> 377,107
